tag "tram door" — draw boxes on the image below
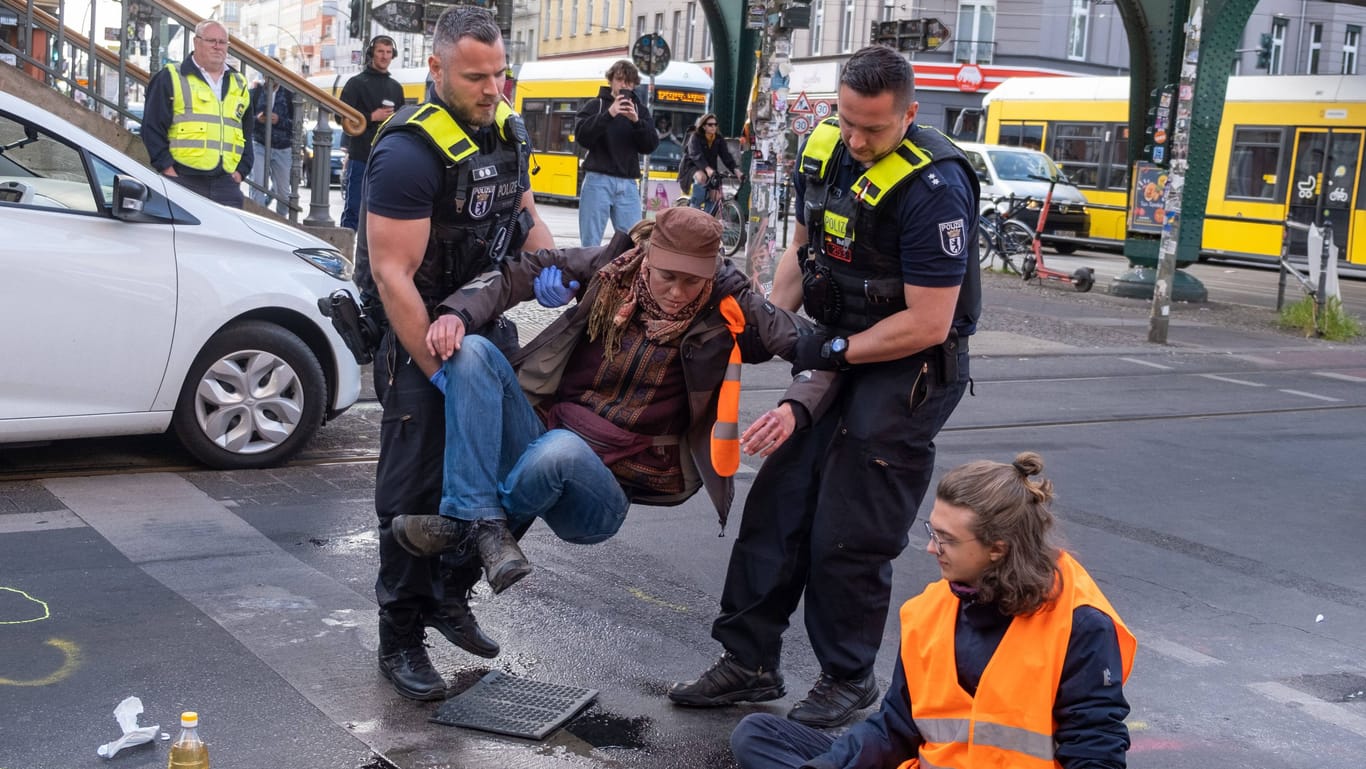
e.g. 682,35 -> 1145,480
1286,129 -> 1362,261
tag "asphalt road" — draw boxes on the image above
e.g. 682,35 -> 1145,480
3,204 -> 1366,769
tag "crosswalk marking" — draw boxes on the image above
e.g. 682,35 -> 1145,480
1279,389 -> 1343,402
1198,373 -> 1264,387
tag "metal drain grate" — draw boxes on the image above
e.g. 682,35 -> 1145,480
430,671 -> 599,740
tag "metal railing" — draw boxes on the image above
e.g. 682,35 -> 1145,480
0,0 -> 364,226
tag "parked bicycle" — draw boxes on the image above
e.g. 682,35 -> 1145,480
976,195 -> 1037,274
676,170 -> 746,257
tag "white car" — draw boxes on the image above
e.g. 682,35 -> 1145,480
0,91 -> 362,469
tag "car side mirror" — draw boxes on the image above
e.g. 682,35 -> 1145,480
976,170 -> 991,183
112,174 -> 150,219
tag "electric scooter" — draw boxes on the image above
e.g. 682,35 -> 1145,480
1019,173 -> 1095,292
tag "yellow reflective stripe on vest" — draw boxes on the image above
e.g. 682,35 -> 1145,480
852,139 -> 933,206
799,118 -> 841,179
166,64 -> 247,171
403,101 -> 515,165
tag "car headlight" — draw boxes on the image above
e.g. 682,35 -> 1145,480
295,247 -> 353,280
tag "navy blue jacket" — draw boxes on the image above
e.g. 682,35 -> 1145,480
803,595 -> 1131,769
142,56 -> 253,178
249,82 -> 294,149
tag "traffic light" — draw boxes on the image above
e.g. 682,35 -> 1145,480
1255,33 -> 1272,69
348,0 -> 363,39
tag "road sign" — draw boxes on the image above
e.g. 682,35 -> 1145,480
791,115 -> 812,135
372,0 -> 424,34
789,91 -> 811,114
813,99 -> 832,118
631,33 -> 670,77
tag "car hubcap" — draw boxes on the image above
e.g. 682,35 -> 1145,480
194,350 -> 305,455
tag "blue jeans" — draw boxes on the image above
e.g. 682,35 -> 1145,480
730,714 -> 834,769
250,142 -> 291,214
578,171 -> 642,246
438,336 -> 630,543
688,175 -> 715,212
340,157 -> 367,229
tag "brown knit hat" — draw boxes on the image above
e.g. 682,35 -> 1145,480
648,207 -> 722,278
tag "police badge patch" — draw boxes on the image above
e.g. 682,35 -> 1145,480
938,219 -> 966,256
469,185 -> 495,219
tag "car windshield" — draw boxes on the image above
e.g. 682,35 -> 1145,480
988,149 -> 1059,182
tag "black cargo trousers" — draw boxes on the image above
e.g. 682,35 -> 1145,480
712,344 -> 969,679
372,319 -> 520,621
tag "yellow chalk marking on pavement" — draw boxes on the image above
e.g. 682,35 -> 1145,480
0,586 -> 51,624
627,587 -> 691,613
0,638 -> 82,686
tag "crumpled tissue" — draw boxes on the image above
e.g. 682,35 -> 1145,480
96,696 -> 160,758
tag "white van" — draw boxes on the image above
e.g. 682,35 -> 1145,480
958,142 -> 1090,253
0,90 -> 361,469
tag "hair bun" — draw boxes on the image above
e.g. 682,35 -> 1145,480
1012,451 -> 1044,477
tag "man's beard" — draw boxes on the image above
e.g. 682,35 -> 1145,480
446,94 -> 496,128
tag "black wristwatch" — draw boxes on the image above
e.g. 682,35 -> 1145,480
821,336 -> 850,369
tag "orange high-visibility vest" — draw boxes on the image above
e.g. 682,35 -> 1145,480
897,552 -> 1135,769
710,295 -> 744,476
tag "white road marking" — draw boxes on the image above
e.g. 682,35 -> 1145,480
1279,389 -> 1343,402
1120,357 -> 1173,370
1248,681 -> 1366,739
1141,635 -> 1226,667
1198,374 -> 1265,387
1314,371 -> 1366,384
0,510 -> 87,534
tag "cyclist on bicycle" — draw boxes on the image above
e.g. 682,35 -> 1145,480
681,112 -> 743,212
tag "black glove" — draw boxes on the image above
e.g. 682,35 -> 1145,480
790,330 -> 834,375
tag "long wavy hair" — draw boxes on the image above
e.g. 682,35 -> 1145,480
935,451 -> 1062,616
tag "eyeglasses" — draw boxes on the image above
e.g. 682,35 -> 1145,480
923,520 -> 977,556
703,122 -> 717,127
196,36 -> 228,46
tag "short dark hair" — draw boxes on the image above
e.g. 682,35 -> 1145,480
840,44 -> 915,110
433,6 -> 502,57
605,59 -> 641,86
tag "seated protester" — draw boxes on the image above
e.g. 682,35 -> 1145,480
389,206 -> 835,592
730,451 -> 1135,769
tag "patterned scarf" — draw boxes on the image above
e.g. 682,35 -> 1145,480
586,244 -> 713,360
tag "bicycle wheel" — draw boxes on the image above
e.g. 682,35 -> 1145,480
976,215 -> 999,266
1001,220 -> 1037,266
719,197 -> 746,256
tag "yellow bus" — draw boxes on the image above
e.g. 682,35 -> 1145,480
981,75 -> 1366,265
512,55 -> 713,201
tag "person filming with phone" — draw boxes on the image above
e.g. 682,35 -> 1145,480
573,59 -> 659,247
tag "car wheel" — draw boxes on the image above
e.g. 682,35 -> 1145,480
1053,243 -> 1078,254
172,321 -> 326,470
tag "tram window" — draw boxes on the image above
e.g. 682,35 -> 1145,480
998,122 -> 1043,151
1226,127 -> 1282,201
521,99 -> 551,153
1102,124 -> 1130,191
1052,123 -> 1105,188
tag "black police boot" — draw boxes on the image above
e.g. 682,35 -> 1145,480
377,611 -> 446,701
787,671 -> 879,728
667,651 -> 785,707
427,564 -> 500,658
472,519 -> 532,594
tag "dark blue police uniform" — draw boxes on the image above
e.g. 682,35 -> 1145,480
713,122 -> 980,687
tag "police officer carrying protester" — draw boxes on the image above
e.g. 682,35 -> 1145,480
353,6 -> 554,701
141,20 -> 252,208
671,44 -> 981,729
338,34 -> 405,230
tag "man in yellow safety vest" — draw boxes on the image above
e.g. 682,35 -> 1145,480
141,19 -> 252,208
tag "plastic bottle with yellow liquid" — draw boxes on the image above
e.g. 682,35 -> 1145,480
167,711 -> 209,769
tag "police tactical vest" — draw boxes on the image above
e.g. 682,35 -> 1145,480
166,63 -> 249,172
799,118 -> 978,335
354,101 -> 531,313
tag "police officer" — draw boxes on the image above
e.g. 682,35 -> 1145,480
355,6 -> 553,701
670,44 -> 981,729
141,20 -> 252,208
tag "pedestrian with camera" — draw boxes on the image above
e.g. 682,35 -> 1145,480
351,7 -> 553,702
338,33 -> 405,230
573,59 -> 659,247
670,44 -> 980,729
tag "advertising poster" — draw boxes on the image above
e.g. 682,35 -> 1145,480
1129,161 -> 1168,235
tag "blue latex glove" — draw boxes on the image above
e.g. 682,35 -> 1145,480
429,368 -> 448,394
533,265 -> 580,308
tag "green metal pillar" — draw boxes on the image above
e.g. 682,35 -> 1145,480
1110,0 -> 1259,301
699,0 -> 760,137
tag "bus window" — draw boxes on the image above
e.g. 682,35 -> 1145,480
1051,123 -> 1106,188
1226,127 -> 1283,200
999,121 -> 1044,150
1103,124 -> 1130,191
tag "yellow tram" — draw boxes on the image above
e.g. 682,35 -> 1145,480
981,75 -> 1366,264
511,55 -> 713,201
